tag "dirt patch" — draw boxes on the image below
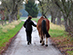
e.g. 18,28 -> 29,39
51,37 -> 73,55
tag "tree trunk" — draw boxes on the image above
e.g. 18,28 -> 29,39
51,12 -> 54,23
69,19 -> 73,27
64,17 -> 69,32
57,16 -> 61,25
11,14 -> 14,22
51,11 -> 56,24
68,19 -> 73,37
15,16 -> 17,20
9,14 -> 12,23
1,20 -> 3,26
15,12 -> 18,20
4,18 -> 6,25
51,15 -> 56,24
51,16 -> 53,23
52,17 -> 56,24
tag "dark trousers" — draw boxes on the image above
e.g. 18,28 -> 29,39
26,31 -> 32,43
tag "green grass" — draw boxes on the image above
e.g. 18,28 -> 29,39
67,51 -> 73,55
0,21 -> 24,51
32,18 -> 39,22
20,17 -> 27,20
48,17 -> 51,20
48,17 -> 64,21
49,29 -> 67,37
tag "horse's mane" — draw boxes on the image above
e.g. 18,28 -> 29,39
41,16 -> 47,19
41,16 -> 44,19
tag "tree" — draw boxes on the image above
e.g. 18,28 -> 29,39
38,0 -> 49,18
25,0 -> 38,17
55,0 -> 73,31
56,10 -> 62,25
2,0 -> 24,23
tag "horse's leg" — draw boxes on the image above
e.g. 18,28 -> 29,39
45,37 -> 48,47
39,35 -> 42,43
41,36 -> 45,46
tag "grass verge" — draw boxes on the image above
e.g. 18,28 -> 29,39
50,23 -> 73,55
0,21 -> 24,53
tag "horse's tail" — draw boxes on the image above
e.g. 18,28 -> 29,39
42,20 -> 50,38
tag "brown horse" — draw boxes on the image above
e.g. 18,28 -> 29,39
37,16 -> 50,46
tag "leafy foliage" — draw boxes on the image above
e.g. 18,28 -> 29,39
25,1 -> 38,17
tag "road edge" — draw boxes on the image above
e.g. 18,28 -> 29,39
0,26 -> 23,55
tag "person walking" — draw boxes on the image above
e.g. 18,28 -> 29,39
23,16 -> 37,45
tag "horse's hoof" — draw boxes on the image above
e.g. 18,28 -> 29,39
40,40 -> 42,43
45,44 -> 48,47
41,43 -> 45,46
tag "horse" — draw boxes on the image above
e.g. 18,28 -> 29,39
37,16 -> 50,46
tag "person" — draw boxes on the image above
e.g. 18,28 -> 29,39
23,16 -> 37,45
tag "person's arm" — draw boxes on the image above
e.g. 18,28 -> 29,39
31,21 -> 37,27
23,21 -> 27,28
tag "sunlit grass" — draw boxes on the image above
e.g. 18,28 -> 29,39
2,20 -> 21,32
50,23 -> 65,30
49,23 -> 67,37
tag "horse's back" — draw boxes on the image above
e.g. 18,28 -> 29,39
44,18 -> 50,31
37,18 -> 43,29
37,18 -> 43,35
37,17 -> 50,31
37,17 -> 50,36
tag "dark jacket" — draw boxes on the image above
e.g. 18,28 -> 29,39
23,19 -> 36,31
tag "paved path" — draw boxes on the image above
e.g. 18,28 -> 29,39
2,21 -> 62,55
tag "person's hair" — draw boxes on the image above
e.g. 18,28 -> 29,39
28,16 -> 32,19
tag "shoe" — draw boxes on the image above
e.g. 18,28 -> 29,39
27,42 -> 30,45
29,42 -> 31,44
